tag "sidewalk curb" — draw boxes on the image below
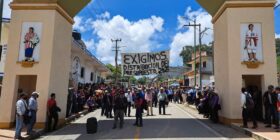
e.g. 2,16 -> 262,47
26,110 -> 89,140
183,104 -> 272,140
230,123 -> 272,140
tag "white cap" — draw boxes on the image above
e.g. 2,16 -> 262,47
32,91 -> 39,96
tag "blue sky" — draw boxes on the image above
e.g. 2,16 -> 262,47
3,0 -> 280,66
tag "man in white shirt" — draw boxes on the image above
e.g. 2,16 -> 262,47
27,92 -> 39,135
145,88 -> 153,116
241,88 -> 257,129
15,93 -> 28,139
158,87 -> 167,115
125,89 -> 133,117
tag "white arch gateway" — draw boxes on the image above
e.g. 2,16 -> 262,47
0,0 -> 277,128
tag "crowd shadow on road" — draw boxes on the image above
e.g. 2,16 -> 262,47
41,118 -> 252,140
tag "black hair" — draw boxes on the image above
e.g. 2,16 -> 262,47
268,85 -> 274,90
51,93 -> 56,97
241,88 -> 246,93
29,27 -> 34,31
19,93 -> 26,98
248,24 -> 254,28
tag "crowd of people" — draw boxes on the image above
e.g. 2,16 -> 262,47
241,85 -> 280,132
14,82 -> 280,139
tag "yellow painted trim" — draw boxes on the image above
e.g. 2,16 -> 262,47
10,3 -> 74,24
212,1 -> 276,23
0,122 -> 14,129
219,116 -> 242,125
0,118 -> 66,129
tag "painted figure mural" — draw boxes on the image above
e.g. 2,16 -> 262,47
24,27 -> 40,61
19,22 -> 42,62
241,23 -> 263,62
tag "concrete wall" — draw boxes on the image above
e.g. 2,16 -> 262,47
0,23 -> 9,73
214,9 -> 231,120
214,6 -> 277,123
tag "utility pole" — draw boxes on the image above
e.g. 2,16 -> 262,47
111,38 -> 122,85
184,19 -> 201,88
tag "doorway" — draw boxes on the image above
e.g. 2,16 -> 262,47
17,75 -> 37,97
242,75 -> 263,121
11,75 -> 37,127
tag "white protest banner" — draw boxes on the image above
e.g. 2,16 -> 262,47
121,50 -> 170,76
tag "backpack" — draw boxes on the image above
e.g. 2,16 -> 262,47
245,93 -> 255,110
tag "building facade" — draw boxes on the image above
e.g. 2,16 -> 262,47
184,51 -> 214,87
70,31 -> 110,86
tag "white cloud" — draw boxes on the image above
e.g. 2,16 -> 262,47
96,11 -> 110,19
84,39 -> 95,52
91,14 -> 164,65
73,16 -> 93,33
3,0 -> 12,18
169,7 -> 213,66
276,33 -> 280,38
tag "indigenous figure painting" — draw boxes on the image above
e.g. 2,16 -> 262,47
240,23 -> 263,62
19,22 -> 42,62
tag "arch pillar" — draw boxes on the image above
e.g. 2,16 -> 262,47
197,0 -> 277,124
0,0 -> 90,128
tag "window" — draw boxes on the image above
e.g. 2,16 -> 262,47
80,67 -> 84,78
90,72 -> 94,81
203,62 -> 207,68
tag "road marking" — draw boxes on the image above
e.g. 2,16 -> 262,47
134,127 -> 140,140
174,104 -> 228,140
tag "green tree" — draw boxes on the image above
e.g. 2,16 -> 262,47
276,38 -> 280,56
180,44 -> 213,66
180,45 -> 193,66
129,76 -> 137,85
105,64 -> 121,81
137,76 -> 147,85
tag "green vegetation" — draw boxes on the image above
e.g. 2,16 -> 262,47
180,43 -> 213,66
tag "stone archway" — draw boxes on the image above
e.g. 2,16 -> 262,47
197,0 -> 277,124
0,0 -> 277,128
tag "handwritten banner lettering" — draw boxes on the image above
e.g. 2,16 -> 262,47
121,51 -> 170,76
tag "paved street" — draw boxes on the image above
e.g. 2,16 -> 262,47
38,103 -> 253,140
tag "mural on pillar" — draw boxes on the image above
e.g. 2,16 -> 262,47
19,22 -> 42,62
241,23 -> 263,63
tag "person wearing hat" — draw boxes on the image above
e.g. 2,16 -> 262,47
27,92 -> 39,135
145,88 -> 153,116
125,89 -> 133,117
158,87 -> 168,115
15,93 -> 28,139
103,91 -> 113,118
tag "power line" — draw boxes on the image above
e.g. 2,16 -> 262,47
275,4 -> 280,9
